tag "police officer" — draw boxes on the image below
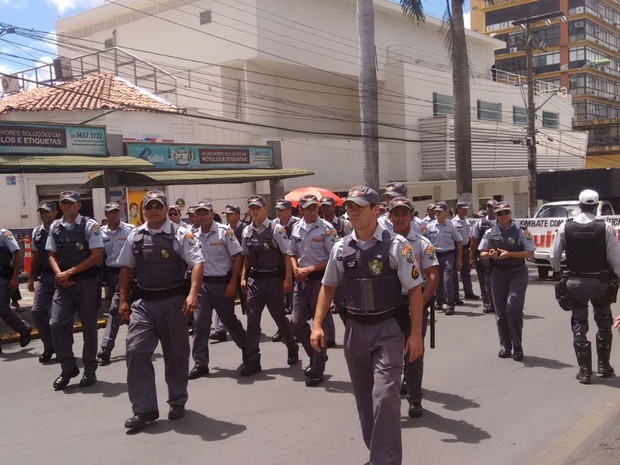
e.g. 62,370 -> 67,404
46,191 -> 103,390
319,196 -> 347,238
189,201 -> 246,379
118,190 -> 204,430
27,201 -> 57,362
452,202 -> 479,303
310,186 -> 424,465
0,227 -> 31,355
273,198 -> 299,326
186,205 -> 200,232
423,203 -> 436,223
97,202 -> 134,364
240,195 -> 299,376
288,194 -> 338,387
378,183 -> 427,236
479,202 -> 535,361
388,196 -> 439,419
167,205 -> 188,228
222,203 -> 248,315
549,189 -> 620,384
427,202 -> 462,315
470,200 -> 497,314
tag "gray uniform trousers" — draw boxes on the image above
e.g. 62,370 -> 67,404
454,244 -> 474,297
566,276 -> 613,345
344,317 -> 404,465
405,303 -> 430,403
30,272 -> 56,352
475,261 -> 493,307
101,268 -> 121,351
292,278 -> 326,375
491,265 -> 528,351
435,252 -> 456,309
126,295 -> 189,414
50,276 -> 99,374
0,277 -> 31,336
245,276 -> 295,363
193,280 -> 247,367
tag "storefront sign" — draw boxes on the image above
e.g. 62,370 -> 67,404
0,123 -> 107,156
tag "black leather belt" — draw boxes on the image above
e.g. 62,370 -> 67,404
134,285 -> 186,300
346,308 -> 397,324
204,274 -> 232,284
436,250 -> 455,257
307,270 -> 325,280
249,268 -> 281,279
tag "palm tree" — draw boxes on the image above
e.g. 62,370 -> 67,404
400,0 -> 473,206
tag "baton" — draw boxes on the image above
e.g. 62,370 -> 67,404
429,299 -> 436,349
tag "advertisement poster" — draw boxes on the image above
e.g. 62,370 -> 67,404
126,188 -> 148,227
126,143 -> 274,170
0,122 -> 107,156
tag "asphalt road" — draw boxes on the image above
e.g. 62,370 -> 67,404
1,270 -> 619,465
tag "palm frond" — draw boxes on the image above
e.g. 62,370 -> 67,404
399,0 -> 426,24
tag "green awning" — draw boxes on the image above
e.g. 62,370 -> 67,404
83,168 -> 314,188
0,155 -> 153,173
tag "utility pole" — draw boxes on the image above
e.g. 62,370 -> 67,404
513,11 -> 566,216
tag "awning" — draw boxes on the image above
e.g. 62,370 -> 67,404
0,155 -> 154,173
83,168 -> 314,188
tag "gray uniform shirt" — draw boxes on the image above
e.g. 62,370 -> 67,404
471,216 -> 496,240
549,212 -> 620,277
241,218 -> 290,255
0,229 -> 19,254
29,225 -> 48,253
198,221 -> 243,276
117,219 -> 204,268
378,214 -> 427,236
452,216 -> 471,246
102,221 -> 134,268
45,214 -> 104,252
426,219 -> 462,252
478,221 -> 536,252
288,218 -> 338,267
322,224 -> 424,292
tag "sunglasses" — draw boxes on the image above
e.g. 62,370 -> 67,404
144,203 -> 164,211
495,210 -> 510,217
168,211 -> 180,216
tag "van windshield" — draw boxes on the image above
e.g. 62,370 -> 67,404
535,204 -> 580,218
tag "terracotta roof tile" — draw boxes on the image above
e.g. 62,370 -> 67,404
0,73 -> 185,115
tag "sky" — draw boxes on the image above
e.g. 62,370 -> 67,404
0,0 -> 471,75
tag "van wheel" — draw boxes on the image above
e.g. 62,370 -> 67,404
537,267 -> 549,280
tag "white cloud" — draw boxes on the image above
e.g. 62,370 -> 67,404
464,11 -> 471,29
46,0 -> 102,15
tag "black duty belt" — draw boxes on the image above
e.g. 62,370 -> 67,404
249,268 -> 280,279
204,274 -> 232,284
492,262 -> 525,270
134,285 -> 186,300
346,308 -> 398,324
436,250 -> 455,257
307,270 -> 325,281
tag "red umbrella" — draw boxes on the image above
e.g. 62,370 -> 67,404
284,187 -> 343,207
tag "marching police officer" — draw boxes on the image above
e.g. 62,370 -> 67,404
377,182 -> 427,236
97,202 -> 134,364
452,202 -> 479,303
388,196 -> 439,419
549,189 -> 620,384
189,201 -> 246,379
27,201 -> 57,362
427,203 -> 462,315
118,190 -> 204,430
479,202 -> 535,361
470,200 -> 497,314
167,205 -> 188,228
288,194 -> 338,387
319,196 -> 347,238
0,227 -> 31,355
46,191 -> 103,389
239,195 -> 299,376
310,186 -> 424,465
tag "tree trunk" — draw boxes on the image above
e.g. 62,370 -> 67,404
450,0 -> 473,207
357,0 -> 380,191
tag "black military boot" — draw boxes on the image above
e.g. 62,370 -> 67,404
574,342 -> 592,385
596,333 -> 615,378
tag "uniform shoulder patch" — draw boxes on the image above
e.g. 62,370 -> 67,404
412,265 -> 420,280
3,230 -> 14,241
401,243 -> 413,256
225,229 -> 237,241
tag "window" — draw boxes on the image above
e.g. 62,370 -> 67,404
478,100 -> 502,122
433,93 -> 453,116
513,106 -> 527,125
542,111 -> 559,128
200,9 -> 212,25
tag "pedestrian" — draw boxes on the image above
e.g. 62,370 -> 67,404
310,186 -> 424,465
239,195 -> 299,376
27,201 -> 57,362
0,227 -> 32,355
117,190 -> 204,430
388,196 -> 439,419
427,202 -> 463,315
288,194 -> 338,387
549,189 -> 620,384
97,201 -> 134,365
189,201 -> 246,380
452,202 -> 479,303
46,191 -> 103,390
479,202 -> 535,361
470,200 -> 497,314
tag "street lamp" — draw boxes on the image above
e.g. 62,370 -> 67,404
513,11 -> 567,216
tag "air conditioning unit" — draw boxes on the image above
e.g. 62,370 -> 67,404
1,75 -> 20,94
575,6 -> 585,14
510,47 -> 518,53
53,57 -> 73,81
575,21 -> 584,28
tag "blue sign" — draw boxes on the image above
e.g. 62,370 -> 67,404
126,143 -> 274,170
0,123 -> 107,156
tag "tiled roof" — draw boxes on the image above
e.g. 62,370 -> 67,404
0,73 -> 185,115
